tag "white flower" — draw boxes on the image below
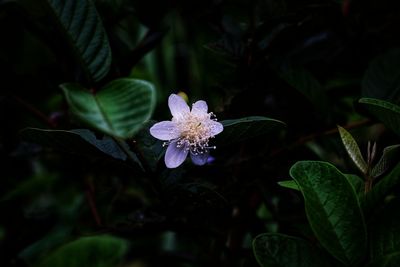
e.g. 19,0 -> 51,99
150,94 -> 224,168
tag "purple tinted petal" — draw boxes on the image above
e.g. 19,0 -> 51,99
209,121 -> 224,136
190,151 -> 209,166
191,100 -> 208,115
149,121 -> 180,141
168,94 -> 190,119
165,140 -> 189,168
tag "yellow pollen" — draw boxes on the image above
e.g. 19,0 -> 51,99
174,113 -> 215,153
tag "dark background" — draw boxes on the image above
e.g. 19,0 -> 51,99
1,0 -> 400,266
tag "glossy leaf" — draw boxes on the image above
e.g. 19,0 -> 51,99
253,233 -> 331,267
362,49 -> 400,103
279,175 -> 364,197
359,98 -> 400,137
218,116 -> 285,145
62,78 -> 156,139
371,144 -> 400,178
37,235 -> 128,267
45,0 -> 112,82
338,125 -> 368,174
290,161 -> 367,265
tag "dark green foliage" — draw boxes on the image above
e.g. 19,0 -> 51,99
218,116 -> 286,145
36,235 -> 128,267
253,234 -> 332,267
2,0 -> 400,266
359,98 -> 400,137
45,0 -> 112,83
62,78 -> 156,139
290,161 -> 366,265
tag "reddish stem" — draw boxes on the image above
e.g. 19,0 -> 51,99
12,95 -> 56,128
85,178 -> 102,227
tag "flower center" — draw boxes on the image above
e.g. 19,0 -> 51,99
175,112 -> 216,154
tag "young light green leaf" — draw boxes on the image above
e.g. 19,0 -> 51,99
218,116 -> 285,145
359,98 -> 400,137
253,233 -> 332,267
277,180 -> 299,191
62,78 -> 156,139
37,235 -> 128,267
338,125 -> 368,174
290,161 -> 367,265
45,0 -> 112,82
371,144 -> 400,178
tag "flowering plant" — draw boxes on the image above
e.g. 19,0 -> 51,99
150,94 -> 223,168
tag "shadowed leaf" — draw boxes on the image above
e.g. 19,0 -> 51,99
362,49 -> 400,103
37,235 -> 128,267
45,0 -> 112,82
359,98 -> 400,137
253,233 -> 332,267
290,161 -> 367,265
218,116 -> 285,145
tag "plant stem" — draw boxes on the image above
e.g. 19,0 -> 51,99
12,95 -> 56,128
364,178 -> 373,194
85,176 -> 102,227
270,119 -> 372,158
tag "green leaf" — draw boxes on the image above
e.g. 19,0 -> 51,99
0,172 -> 57,203
37,235 -> 128,267
364,163 -> 400,211
45,0 -> 112,83
371,144 -> 400,178
337,125 -> 368,174
369,199 -> 400,259
62,78 -> 156,139
359,98 -> 400,137
20,128 -> 128,161
345,174 -> 364,198
289,161 -> 367,265
280,66 -> 329,115
253,233 -> 332,267
277,180 -> 299,191
366,252 -> 400,267
218,116 -> 285,145
362,49 -> 400,103
20,195 -> 83,265
134,121 -> 164,171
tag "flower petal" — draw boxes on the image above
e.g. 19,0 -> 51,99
209,121 -> 224,136
190,151 -> 209,166
191,100 -> 208,115
149,121 -> 180,141
168,94 -> 190,119
165,140 -> 189,168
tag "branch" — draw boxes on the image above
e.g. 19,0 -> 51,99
270,119 -> 372,158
